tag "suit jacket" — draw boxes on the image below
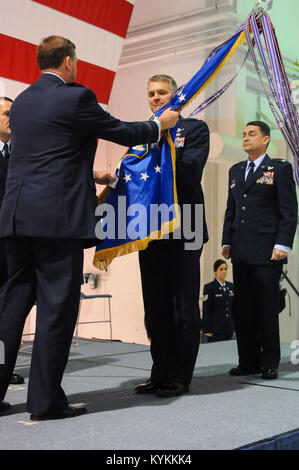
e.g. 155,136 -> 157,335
156,116 -> 210,247
0,73 -> 159,246
222,154 -> 298,265
0,148 -> 8,206
0,145 -> 8,261
202,279 -> 234,334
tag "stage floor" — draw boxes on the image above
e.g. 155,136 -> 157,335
1,339 -> 299,450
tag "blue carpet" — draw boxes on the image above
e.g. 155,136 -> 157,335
1,339 -> 298,450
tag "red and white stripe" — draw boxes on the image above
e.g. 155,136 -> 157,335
0,0 -> 135,106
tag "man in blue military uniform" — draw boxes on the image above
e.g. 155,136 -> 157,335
222,121 -> 297,379
135,74 -> 210,397
202,259 -> 234,342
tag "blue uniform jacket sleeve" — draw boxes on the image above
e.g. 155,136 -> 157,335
222,167 -> 236,246
275,162 -> 298,248
73,88 -> 159,147
202,283 -> 213,333
176,119 -> 210,187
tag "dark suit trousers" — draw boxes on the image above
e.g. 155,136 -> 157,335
139,242 -> 202,386
0,237 -> 8,287
0,237 -> 83,415
232,262 -> 283,370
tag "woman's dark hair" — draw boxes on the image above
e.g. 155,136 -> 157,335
213,259 -> 227,273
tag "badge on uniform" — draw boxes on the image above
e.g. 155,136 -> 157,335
175,137 -> 185,148
256,171 -> 274,185
230,180 -> 236,189
132,144 -> 146,152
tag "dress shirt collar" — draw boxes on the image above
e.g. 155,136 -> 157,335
42,72 -> 66,84
0,139 -> 9,153
216,278 -> 226,288
246,153 -> 266,171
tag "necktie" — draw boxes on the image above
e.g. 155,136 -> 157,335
246,161 -> 255,180
2,143 -> 10,159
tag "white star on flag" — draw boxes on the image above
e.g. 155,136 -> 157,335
124,174 -> 131,183
140,172 -> 150,181
154,165 -> 161,173
178,93 -> 186,102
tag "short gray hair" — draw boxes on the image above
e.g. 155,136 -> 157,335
148,74 -> 177,92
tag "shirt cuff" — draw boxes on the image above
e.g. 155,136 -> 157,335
152,117 -> 161,142
274,244 -> 291,254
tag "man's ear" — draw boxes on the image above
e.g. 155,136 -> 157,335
64,56 -> 72,69
264,135 -> 270,147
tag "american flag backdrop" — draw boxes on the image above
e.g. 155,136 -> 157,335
0,0 -> 135,106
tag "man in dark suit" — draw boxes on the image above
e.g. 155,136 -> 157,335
0,97 -> 24,387
0,97 -> 13,288
222,121 -> 298,379
135,74 -> 210,397
0,36 -> 179,419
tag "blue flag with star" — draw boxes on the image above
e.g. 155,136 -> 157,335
94,27 -> 246,269
93,125 -> 180,269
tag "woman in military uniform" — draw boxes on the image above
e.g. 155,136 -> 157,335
202,260 -> 234,343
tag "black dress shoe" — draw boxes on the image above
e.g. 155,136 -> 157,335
9,372 -> 25,385
229,366 -> 261,376
0,401 -> 12,415
135,379 -> 159,394
156,382 -> 189,398
30,404 -> 87,421
261,368 -> 278,380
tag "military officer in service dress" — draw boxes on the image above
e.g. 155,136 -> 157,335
136,74 -> 210,397
222,121 -> 297,380
202,259 -> 234,343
